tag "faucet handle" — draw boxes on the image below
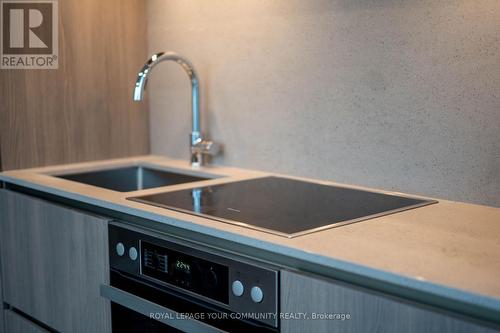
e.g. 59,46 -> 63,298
190,139 -> 221,167
191,140 -> 221,156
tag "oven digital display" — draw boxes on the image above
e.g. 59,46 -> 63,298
174,259 -> 191,273
140,241 -> 229,304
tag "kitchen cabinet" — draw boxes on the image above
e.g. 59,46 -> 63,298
280,270 -> 498,333
0,268 -> 3,333
3,310 -> 49,333
0,190 -> 112,333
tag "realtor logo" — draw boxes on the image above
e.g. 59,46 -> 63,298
1,0 -> 58,69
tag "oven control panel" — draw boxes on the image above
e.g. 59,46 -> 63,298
140,240 -> 230,303
109,222 -> 279,328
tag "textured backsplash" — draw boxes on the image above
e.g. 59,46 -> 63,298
147,0 -> 500,207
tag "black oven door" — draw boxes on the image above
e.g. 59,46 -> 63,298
101,270 -> 279,333
111,302 -> 183,333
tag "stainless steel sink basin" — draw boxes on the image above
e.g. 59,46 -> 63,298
56,166 -> 211,192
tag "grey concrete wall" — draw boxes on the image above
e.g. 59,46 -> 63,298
147,0 -> 500,207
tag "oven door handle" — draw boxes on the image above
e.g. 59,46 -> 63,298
100,284 -> 230,333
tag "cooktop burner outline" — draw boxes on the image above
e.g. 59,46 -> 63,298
128,176 -> 437,238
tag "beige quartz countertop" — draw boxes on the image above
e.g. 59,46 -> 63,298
1,155 -> 500,319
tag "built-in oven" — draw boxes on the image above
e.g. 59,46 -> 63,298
101,222 -> 280,333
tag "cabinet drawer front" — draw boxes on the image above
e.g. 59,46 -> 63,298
0,190 -> 111,333
0,264 -> 3,333
281,270 -> 499,333
4,310 -> 49,333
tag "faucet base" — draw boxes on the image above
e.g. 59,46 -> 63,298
190,135 -> 221,167
190,152 -> 204,168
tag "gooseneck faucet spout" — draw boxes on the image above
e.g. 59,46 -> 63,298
133,51 -> 219,167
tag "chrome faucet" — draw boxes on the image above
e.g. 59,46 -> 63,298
133,51 -> 220,167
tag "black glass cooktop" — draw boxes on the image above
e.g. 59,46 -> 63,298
128,176 -> 437,238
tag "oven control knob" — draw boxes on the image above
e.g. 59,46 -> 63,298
129,247 -> 138,261
115,242 -> 125,256
231,280 -> 244,297
250,286 -> 264,303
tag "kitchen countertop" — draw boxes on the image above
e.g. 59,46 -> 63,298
1,155 -> 500,321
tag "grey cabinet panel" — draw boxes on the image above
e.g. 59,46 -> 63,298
0,262 -> 3,333
0,190 -> 111,333
4,310 -> 48,333
281,270 -> 498,333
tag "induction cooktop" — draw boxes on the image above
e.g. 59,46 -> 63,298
128,176 -> 437,238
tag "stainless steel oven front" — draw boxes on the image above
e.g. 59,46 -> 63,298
101,221 -> 280,333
